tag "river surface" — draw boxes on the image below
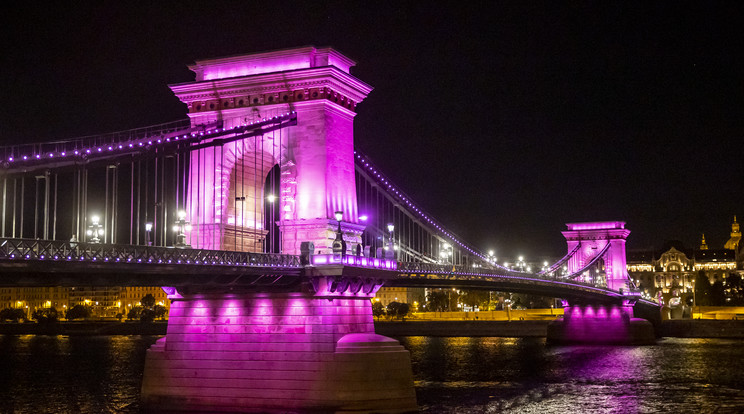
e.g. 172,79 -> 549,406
1,335 -> 744,413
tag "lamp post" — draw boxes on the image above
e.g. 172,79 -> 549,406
385,222 -> 395,260
487,250 -> 496,267
517,255 -> 525,271
332,211 -> 344,260
86,215 -> 103,244
440,242 -> 452,264
173,210 -> 191,248
145,222 -> 153,246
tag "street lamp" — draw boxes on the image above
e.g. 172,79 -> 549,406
332,211 -> 345,259
517,255 -> 526,271
86,215 -> 104,243
487,250 -> 496,266
172,210 -> 191,248
440,242 -> 452,264
145,222 -> 153,246
385,223 -> 395,260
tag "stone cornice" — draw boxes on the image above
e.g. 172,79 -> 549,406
170,66 -> 372,104
188,46 -> 357,80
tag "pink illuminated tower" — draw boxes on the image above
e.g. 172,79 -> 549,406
142,47 -> 417,413
562,221 -> 631,292
548,221 -> 656,345
169,46 -> 372,254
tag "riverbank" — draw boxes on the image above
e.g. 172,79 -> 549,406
4,319 -> 744,338
0,321 -> 167,335
376,319 -> 744,339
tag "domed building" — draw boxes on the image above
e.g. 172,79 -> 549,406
627,217 -> 744,308
724,216 -> 741,252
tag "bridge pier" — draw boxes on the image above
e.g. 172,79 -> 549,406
547,301 -> 656,345
141,281 -> 417,413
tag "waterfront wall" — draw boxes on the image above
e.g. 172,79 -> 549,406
375,320 -> 550,337
0,321 -> 167,335
7,319 -> 744,339
375,320 -> 744,339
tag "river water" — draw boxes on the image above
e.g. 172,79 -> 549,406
1,335 -> 743,413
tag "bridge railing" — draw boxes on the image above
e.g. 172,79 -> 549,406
310,254 -> 396,270
395,261 -> 617,290
397,262 -> 537,278
0,238 -> 302,268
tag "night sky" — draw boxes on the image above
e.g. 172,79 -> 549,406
2,2 -> 743,259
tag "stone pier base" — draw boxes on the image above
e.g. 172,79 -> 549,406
141,290 -> 417,413
547,304 -> 656,345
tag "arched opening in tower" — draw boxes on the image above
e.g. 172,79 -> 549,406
222,148 -> 279,253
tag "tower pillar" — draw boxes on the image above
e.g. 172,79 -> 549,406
562,221 -> 631,291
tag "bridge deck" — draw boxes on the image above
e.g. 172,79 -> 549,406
0,238 -> 656,308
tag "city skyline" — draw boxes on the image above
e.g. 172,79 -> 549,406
1,2 -> 742,257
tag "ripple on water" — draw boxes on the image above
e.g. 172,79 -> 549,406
2,335 -> 744,413
402,337 -> 744,413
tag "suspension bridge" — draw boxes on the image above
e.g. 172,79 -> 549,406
0,46 -> 658,413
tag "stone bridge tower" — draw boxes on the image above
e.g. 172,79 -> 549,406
562,221 -> 631,292
169,46 -> 372,254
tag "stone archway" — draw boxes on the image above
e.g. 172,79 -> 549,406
185,131 -> 295,252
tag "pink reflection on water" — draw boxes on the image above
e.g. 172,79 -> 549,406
562,304 -> 633,344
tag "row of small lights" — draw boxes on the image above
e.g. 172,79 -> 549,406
403,270 -> 609,290
354,151 -> 505,266
1,112 -> 296,165
6,252 -> 301,267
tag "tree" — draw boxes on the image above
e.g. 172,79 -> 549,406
711,279 -> 725,306
127,306 -> 143,321
511,293 -> 552,309
725,273 -> 743,305
371,301 -> 385,318
153,305 -> 168,320
140,308 -> 155,322
460,290 -> 491,310
0,308 -> 26,322
140,294 -> 156,309
695,271 -> 712,306
386,302 -> 410,320
32,307 -> 59,323
426,290 -> 448,312
66,304 -> 92,320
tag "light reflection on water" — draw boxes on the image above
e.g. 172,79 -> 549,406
399,337 -> 744,413
2,335 -> 744,413
0,335 -> 159,413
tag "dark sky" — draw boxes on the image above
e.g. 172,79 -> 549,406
1,2 -> 743,259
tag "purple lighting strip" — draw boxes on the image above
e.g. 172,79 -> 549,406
0,113 -> 296,168
0,237 -> 302,269
311,254 -> 396,270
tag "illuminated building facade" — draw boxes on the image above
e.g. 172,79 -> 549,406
2,287 -> 69,318
628,218 -> 744,304
373,287 -> 425,307
1,286 -> 169,319
120,286 -> 170,313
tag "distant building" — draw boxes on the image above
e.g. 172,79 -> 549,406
373,287 -> 425,309
2,286 -> 170,319
69,286 -> 122,318
724,216 -> 741,252
121,287 -> 170,314
627,217 -> 744,305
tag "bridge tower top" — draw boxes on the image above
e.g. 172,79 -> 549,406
562,221 -> 631,292
187,46 -> 358,80
170,46 -> 373,255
